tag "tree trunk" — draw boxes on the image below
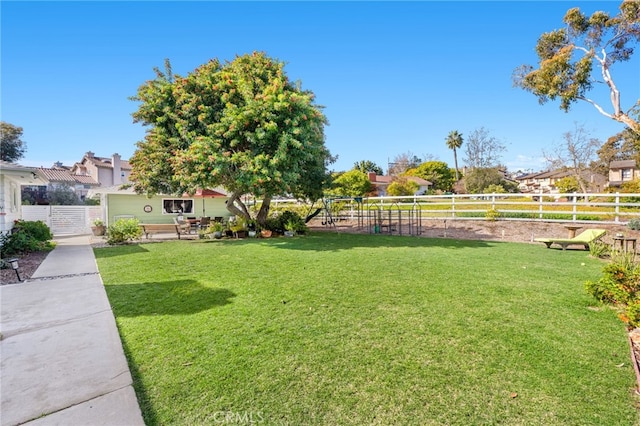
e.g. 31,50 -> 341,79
225,192 -> 251,220
453,149 -> 460,181
256,196 -> 271,226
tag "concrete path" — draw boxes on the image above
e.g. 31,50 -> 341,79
1,235 -> 144,426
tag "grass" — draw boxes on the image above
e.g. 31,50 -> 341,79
95,232 -> 639,425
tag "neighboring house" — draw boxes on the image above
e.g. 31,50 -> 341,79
367,172 -> 431,196
0,160 -> 42,233
515,169 -> 607,193
88,186 -> 231,226
35,166 -> 100,202
608,160 -> 640,188
69,151 -> 132,187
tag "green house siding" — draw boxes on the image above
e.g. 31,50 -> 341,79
105,194 -> 230,225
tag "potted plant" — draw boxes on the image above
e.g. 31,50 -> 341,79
230,216 -> 247,238
247,219 -> 257,238
91,219 -> 106,236
211,221 -> 224,239
284,219 -> 296,237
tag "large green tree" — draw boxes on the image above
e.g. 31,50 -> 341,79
130,52 -> 333,225
445,130 -> 463,181
1,122 -> 27,162
353,160 -> 383,176
405,161 -> 455,192
513,1 -> 640,133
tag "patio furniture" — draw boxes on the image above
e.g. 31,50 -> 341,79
534,229 -> 606,250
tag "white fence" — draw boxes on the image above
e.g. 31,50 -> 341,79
22,206 -> 102,236
271,192 -> 640,224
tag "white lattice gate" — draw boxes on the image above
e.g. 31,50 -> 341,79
22,206 -> 102,236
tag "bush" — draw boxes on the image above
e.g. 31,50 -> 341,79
106,218 -> 143,245
0,220 -> 55,258
585,251 -> 640,328
628,218 -> 640,230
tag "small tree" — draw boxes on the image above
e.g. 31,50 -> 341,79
327,169 -> 373,197
1,122 -> 27,162
543,123 -> 600,193
464,168 -> 504,194
388,151 -> 421,176
387,177 -> 419,196
555,176 -> 580,193
463,127 -> 506,169
405,161 -> 455,192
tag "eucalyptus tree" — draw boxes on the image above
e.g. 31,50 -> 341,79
513,1 -> 640,133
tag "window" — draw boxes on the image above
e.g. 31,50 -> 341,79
162,199 -> 194,214
622,169 -> 633,180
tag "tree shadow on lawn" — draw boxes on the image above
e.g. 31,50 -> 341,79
105,280 -> 235,317
259,232 -> 497,252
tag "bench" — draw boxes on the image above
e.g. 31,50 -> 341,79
139,223 -> 189,239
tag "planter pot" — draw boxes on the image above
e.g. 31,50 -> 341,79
261,230 -> 273,238
248,230 -> 257,238
91,225 -> 105,236
284,230 -> 295,237
213,231 -> 223,239
235,230 -> 247,239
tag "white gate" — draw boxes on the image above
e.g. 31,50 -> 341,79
22,206 -> 102,236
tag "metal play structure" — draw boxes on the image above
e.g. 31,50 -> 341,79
315,197 -> 424,236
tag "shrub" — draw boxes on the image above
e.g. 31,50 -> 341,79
588,240 -> 610,259
106,218 -> 142,245
585,251 -> 640,328
0,220 -> 55,258
276,210 -> 308,233
628,218 -> 640,230
485,208 -> 501,221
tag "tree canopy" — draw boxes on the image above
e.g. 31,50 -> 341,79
353,160 -> 383,176
1,122 -> 27,162
129,52 -> 333,223
405,161 -> 455,192
327,169 -> 373,197
513,1 -> 640,133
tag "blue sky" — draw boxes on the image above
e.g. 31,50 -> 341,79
2,1 -> 638,175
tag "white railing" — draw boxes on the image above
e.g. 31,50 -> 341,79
271,192 -> 640,224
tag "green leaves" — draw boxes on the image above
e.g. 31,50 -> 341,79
130,52 -> 333,209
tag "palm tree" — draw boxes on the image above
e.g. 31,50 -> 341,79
445,130 -> 464,181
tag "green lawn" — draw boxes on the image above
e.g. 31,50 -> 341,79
95,232 -> 639,425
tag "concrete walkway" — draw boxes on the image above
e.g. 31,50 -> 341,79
1,235 -> 144,426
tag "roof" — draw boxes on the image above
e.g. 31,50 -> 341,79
0,160 -> 42,185
610,160 -> 636,169
88,185 -> 230,197
369,175 -> 432,186
37,167 -> 100,186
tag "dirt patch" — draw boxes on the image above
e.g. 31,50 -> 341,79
308,218 -> 631,247
1,251 -> 51,285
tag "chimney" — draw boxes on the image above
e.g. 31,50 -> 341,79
112,153 -> 122,185
368,172 -> 377,182
86,151 -> 95,158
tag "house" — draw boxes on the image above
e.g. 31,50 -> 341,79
69,151 -> 132,187
87,186 -> 231,226
515,169 -> 607,194
34,166 -> 101,202
0,160 -> 42,233
367,172 -> 431,196
608,160 -> 640,188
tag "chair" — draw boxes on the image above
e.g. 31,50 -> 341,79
534,229 -> 606,250
199,217 -> 211,229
